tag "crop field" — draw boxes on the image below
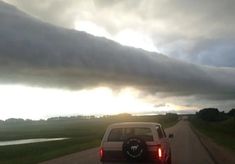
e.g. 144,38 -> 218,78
0,114 -> 178,164
190,116 -> 235,152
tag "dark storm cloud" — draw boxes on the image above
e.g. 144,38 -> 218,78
4,0 -> 235,67
0,1 -> 235,93
0,1 -> 235,111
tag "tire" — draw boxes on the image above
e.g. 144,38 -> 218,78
122,137 -> 147,162
167,153 -> 171,164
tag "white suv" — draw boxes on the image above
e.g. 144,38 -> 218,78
99,122 -> 173,163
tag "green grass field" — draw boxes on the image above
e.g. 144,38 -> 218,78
190,116 -> 235,152
0,114 -> 178,164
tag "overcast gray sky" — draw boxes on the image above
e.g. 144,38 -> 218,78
0,0 -> 235,119
4,0 -> 235,67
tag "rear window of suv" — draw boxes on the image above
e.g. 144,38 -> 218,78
108,127 -> 153,142
156,125 -> 164,138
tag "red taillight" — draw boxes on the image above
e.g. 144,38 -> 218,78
99,147 -> 104,158
157,147 -> 162,158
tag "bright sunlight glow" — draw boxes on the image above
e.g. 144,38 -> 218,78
114,29 -> 158,52
0,84 -> 178,120
74,20 -> 158,52
74,20 -> 111,38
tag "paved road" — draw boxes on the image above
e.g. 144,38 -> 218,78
166,121 -> 214,164
41,120 -> 214,164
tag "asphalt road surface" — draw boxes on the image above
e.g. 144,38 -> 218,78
41,120 -> 214,164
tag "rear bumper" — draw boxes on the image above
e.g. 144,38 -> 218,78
101,150 -> 165,163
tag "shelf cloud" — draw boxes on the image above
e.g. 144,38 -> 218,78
4,0 -> 235,67
0,1 -> 235,111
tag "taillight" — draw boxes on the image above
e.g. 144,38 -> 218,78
99,147 -> 104,159
158,147 -> 162,158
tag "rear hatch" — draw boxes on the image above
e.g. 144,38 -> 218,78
101,127 -> 163,162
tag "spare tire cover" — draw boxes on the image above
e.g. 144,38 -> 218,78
122,137 -> 147,161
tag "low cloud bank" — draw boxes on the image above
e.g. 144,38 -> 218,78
0,1 -> 235,110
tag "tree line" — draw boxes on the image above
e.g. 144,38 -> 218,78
196,108 -> 235,121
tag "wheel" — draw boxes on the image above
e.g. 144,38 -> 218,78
122,137 -> 147,162
166,153 -> 171,164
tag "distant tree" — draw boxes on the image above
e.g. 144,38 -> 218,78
165,113 -> 178,120
5,118 -> 24,123
88,115 -> 95,119
227,109 -> 235,117
47,117 -> 60,121
157,113 -> 178,123
116,113 -> 132,118
197,108 -> 227,121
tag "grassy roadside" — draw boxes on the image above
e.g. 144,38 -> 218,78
190,116 -> 235,152
0,114 -> 178,164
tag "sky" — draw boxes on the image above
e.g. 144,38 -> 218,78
0,0 -> 235,120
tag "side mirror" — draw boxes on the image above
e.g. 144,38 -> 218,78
168,134 -> 174,138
